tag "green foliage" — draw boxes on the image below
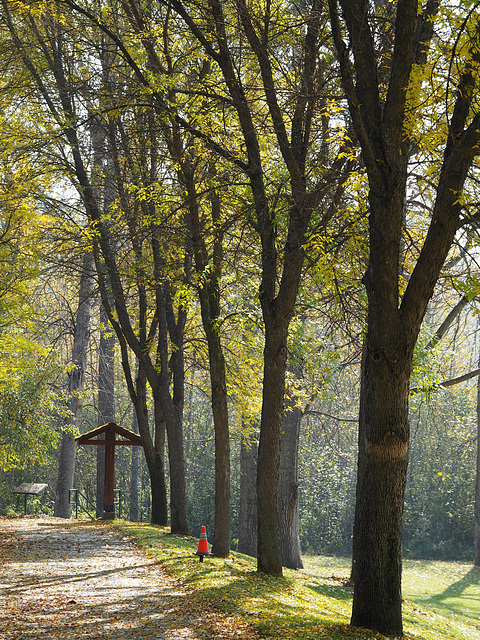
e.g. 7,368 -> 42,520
405,387 -> 477,560
299,439 -> 356,556
411,324 -> 448,392
0,344 -> 64,470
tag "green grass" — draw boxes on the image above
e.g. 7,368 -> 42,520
116,522 -> 480,640
403,560 -> 480,633
303,556 -> 480,640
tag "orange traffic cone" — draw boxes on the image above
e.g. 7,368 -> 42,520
195,525 -> 212,561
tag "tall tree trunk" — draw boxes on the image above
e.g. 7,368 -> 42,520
54,252 -> 95,518
96,304 -> 115,516
210,339 -> 231,556
350,331 -> 411,634
137,367 -> 168,526
475,342 -> 480,565
114,334 -> 168,526
238,434 -> 258,557
257,321 -> 289,575
156,0 -> 326,576
348,165 -> 412,634
171,135 -> 230,552
93,107 -> 116,517
200,177 -> 231,558
55,432 -> 78,519
326,0 -> 480,634
130,404 -> 140,522
153,282 -> 189,534
158,389 -> 188,533
278,397 -> 303,569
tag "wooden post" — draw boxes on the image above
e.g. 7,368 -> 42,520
103,424 -> 115,518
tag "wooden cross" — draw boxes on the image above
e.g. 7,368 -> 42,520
76,422 -> 142,519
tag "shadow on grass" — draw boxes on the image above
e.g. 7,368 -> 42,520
431,566 -> 480,600
192,574 -> 355,640
307,582 -> 352,602
425,565 -> 480,619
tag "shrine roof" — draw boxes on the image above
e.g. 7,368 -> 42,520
75,422 -> 142,445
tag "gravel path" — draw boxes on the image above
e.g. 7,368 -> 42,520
0,517 -> 255,640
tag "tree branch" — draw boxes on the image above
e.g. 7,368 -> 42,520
410,367 -> 480,395
328,0 -> 378,179
427,296 -> 470,349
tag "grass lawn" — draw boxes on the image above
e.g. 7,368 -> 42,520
303,555 -> 480,639
403,560 -> 480,634
116,521 -> 480,640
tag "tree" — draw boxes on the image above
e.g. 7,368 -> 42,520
0,63 -> 65,473
54,251 -> 95,518
0,4 -> 190,530
182,166 -> 232,556
92,112 -> 116,517
329,0 -> 480,633
54,0 -> 355,562
238,434 -> 258,557
278,389 -> 303,569
0,345 -> 64,473
144,0 -> 354,575
474,327 -> 480,566
96,304 -> 115,516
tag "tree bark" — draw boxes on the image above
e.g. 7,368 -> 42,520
475,340 -> 480,565
55,432 -> 78,519
256,321 -> 289,575
130,404 -> 140,522
54,251 -> 95,518
210,338 -> 231,556
96,304 -> 115,516
238,434 -> 258,557
92,103 -> 116,517
134,364 -> 168,526
152,275 -> 189,534
350,333 -> 411,633
182,163 -> 231,556
279,398 -> 303,569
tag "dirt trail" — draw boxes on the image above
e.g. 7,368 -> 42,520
0,517 -> 256,640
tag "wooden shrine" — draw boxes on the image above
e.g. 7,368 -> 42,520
76,422 -> 142,519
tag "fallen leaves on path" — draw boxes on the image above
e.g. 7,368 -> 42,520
0,517 -> 259,640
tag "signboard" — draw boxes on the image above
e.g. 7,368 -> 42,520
12,483 -> 48,515
13,483 -> 48,496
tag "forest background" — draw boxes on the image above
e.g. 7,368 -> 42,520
0,0 -> 480,635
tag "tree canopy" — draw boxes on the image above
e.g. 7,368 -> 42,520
0,0 -> 480,636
